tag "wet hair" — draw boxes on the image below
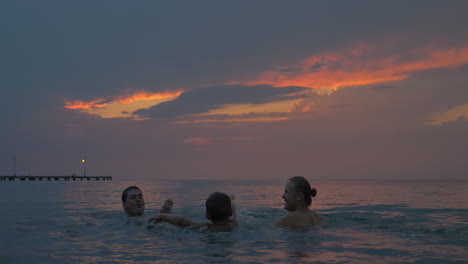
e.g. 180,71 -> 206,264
121,186 -> 141,203
289,176 -> 317,206
205,192 -> 232,223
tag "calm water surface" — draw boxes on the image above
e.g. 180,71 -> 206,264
0,179 -> 467,263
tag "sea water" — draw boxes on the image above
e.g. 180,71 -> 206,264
0,179 -> 467,263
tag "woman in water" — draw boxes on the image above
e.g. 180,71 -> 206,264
274,176 -> 322,227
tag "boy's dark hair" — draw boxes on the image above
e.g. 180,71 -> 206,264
122,186 -> 141,203
205,192 -> 232,223
289,176 -> 317,206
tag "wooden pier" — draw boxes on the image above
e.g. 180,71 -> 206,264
0,176 -> 112,181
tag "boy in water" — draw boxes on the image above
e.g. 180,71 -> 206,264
147,192 -> 237,232
121,186 -> 173,217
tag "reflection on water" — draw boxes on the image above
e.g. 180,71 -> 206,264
0,179 -> 467,263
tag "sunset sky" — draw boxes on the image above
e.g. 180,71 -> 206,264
2,1 -> 468,180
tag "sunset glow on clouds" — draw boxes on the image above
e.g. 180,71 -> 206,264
64,91 -> 183,118
64,99 -> 108,110
426,104 -> 468,126
174,88 -> 317,123
63,44 -> 468,124
175,98 -> 313,124
236,44 -> 468,91
194,100 -> 295,116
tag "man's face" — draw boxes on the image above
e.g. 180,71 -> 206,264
123,189 -> 145,217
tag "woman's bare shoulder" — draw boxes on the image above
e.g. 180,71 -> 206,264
309,210 -> 323,223
274,211 -> 302,227
275,211 -> 321,228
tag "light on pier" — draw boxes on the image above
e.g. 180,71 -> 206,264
82,158 -> 86,177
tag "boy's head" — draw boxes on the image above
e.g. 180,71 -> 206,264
205,192 -> 232,223
122,186 -> 145,217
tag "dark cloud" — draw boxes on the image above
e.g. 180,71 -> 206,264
134,85 -> 311,118
308,60 -> 327,72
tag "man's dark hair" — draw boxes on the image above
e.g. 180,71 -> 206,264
205,192 -> 232,223
122,186 -> 141,203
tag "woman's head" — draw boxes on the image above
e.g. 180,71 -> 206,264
282,176 -> 317,211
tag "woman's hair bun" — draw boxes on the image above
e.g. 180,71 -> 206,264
310,188 -> 317,197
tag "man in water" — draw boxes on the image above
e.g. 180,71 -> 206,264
147,192 -> 237,232
121,186 -> 173,217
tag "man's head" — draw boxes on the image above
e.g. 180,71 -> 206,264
205,192 -> 232,223
121,186 -> 145,217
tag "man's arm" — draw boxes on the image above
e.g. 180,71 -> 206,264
147,213 -> 205,228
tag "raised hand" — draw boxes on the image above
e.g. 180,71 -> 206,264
160,199 -> 173,214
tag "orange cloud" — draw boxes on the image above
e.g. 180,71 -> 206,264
117,91 -> 183,104
425,103 -> 468,126
234,45 -> 468,91
64,90 -> 183,118
289,98 -> 315,113
300,103 -> 314,113
65,90 -> 183,110
195,98 -> 302,117
64,99 -> 108,110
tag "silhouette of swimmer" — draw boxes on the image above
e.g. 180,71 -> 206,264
274,176 -> 323,228
122,186 -> 173,217
147,192 -> 237,232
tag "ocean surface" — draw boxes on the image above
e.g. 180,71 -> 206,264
0,179 -> 467,264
